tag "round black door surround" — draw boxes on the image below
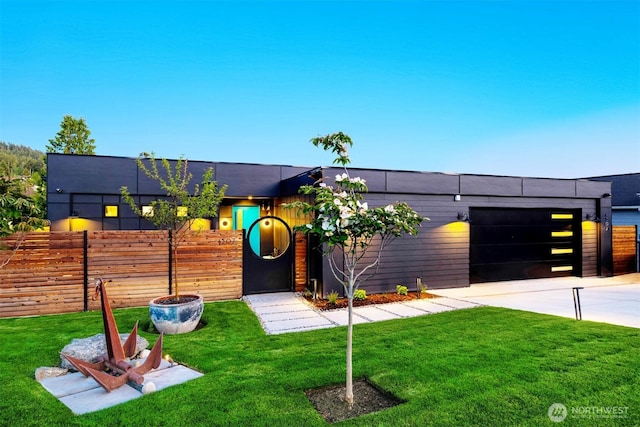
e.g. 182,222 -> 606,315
246,216 -> 292,259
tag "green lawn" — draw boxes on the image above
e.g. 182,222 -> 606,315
0,302 -> 638,426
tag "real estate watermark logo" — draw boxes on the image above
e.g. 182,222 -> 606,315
548,403 -> 567,422
548,403 -> 629,422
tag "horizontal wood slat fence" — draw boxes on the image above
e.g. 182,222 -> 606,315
5,226 -> 630,317
0,230 -> 243,318
294,232 -> 307,293
613,225 -> 638,275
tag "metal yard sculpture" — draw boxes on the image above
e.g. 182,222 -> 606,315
62,279 -> 164,392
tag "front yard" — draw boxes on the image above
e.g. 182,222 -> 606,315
0,302 -> 638,426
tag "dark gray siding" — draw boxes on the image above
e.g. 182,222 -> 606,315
588,173 -> 640,206
47,154 -> 314,228
47,155 -> 611,291
318,168 -> 610,294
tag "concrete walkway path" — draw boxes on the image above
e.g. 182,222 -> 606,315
243,292 -> 481,335
245,274 -> 640,334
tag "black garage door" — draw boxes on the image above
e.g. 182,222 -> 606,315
470,208 -> 581,283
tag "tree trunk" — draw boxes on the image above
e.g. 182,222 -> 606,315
173,246 -> 179,299
345,294 -> 354,405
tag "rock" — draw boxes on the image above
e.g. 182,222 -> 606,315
60,333 -> 149,370
141,382 -> 156,394
35,366 -> 68,381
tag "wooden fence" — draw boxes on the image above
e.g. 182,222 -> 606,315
0,232 -> 86,318
613,225 -> 638,275
294,232 -> 308,293
0,230 -> 243,318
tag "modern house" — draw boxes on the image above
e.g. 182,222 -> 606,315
47,153 -> 613,297
588,173 -> 640,229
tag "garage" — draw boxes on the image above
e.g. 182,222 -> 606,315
470,208 -> 582,283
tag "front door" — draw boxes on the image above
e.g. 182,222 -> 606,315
232,206 -> 260,254
243,216 -> 294,294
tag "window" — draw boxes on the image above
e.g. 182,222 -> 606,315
551,213 -> 573,220
104,205 -> 119,217
551,231 -> 573,238
551,266 -> 573,272
551,248 -> 573,255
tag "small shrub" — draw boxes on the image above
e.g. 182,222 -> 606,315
421,284 -> 428,293
396,285 -> 408,296
354,289 -> 367,301
303,288 -> 313,298
328,291 -> 339,305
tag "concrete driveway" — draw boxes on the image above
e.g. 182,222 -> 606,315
430,273 -> 640,328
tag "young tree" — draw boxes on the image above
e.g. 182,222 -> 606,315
46,115 -> 96,155
120,153 -> 227,301
286,132 -> 425,405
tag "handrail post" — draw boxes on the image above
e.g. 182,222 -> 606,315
572,287 -> 584,320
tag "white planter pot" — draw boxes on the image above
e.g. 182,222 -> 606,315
149,294 -> 204,335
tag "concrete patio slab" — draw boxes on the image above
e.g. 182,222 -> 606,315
38,359 -> 204,415
245,290 -> 483,333
403,299 -> 461,313
57,377 -> 142,415
374,303 -> 432,318
258,309 -> 323,322
320,309 -> 371,326
244,292 -> 301,305
244,293 -> 336,334
244,296 -> 310,314
262,315 -> 335,334
431,297 -> 483,309
352,306 -> 403,322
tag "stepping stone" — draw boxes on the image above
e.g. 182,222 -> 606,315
353,306 -> 402,322
321,310 -> 371,326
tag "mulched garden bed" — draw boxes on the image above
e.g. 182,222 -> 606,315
305,378 -> 404,423
305,291 -> 439,311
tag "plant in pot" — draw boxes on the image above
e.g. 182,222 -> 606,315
121,153 -> 227,334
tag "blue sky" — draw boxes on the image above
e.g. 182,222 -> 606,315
1,0 -> 638,178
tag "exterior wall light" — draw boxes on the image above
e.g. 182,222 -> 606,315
585,213 -> 600,222
457,212 -> 470,222
219,218 -> 232,230
454,194 -> 462,202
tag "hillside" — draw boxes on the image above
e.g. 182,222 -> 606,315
0,142 -> 46,177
